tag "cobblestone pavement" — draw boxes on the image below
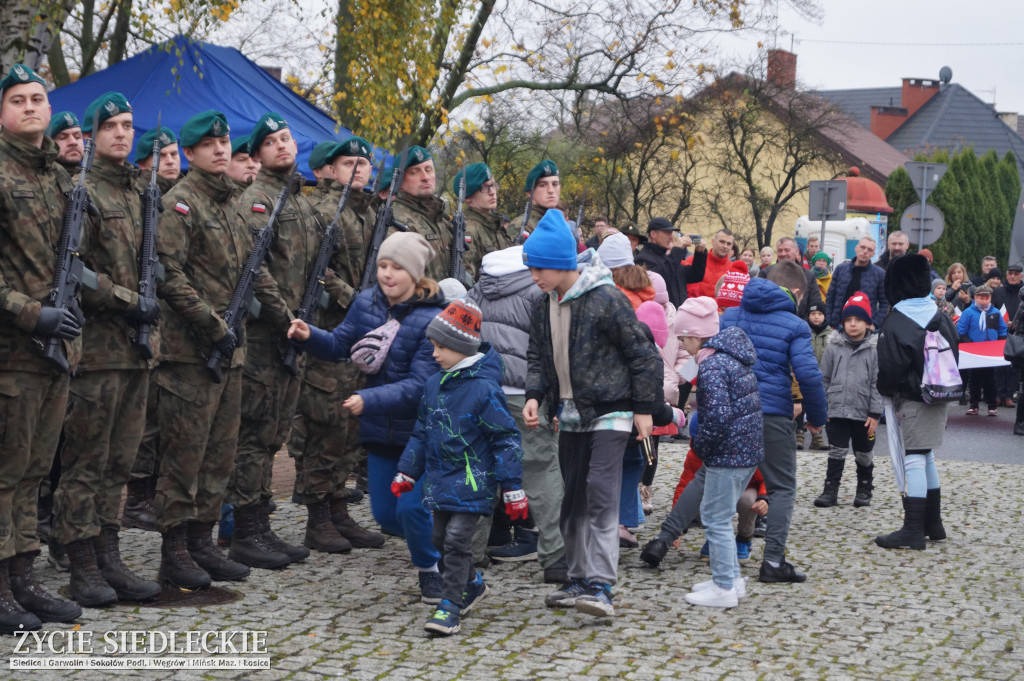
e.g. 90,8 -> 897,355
3,439 -> 1023,680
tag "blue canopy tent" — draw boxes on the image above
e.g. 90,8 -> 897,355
47,35 -> 388,179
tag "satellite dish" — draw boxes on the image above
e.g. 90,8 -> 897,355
939,66 -> 953,84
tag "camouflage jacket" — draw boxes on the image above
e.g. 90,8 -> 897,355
156,173 -> 181,196
507,202 -> 547,240
0,129 -> 79,373
156,167 -> 284,366
240,167 -> 321,342
77,157 -> 152,370
310,179 -> 376,327
464,207 -> 515,281
392,191 -> 451,281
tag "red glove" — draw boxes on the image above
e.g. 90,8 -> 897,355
503,489 -> 528,521
391,472 -> 415,497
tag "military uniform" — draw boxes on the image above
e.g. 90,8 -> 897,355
392,191 -> 451,281
464,206 -> 515,280
507,202 -> 548,240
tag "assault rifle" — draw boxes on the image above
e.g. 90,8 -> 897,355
514,175 -> 538,246
39,111 -> 99,372
206,166 -> 295,383
571,191 -> 585,247
359,146 -> 411,292
282,161 -> 360,375
135,115 -> 165,359
449,170 -> 467,281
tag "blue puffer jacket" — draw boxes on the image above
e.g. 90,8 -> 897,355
301,286 -> 445,456
826,261 -> 889,328
956,302 -> 1007,342
721,277 -> 827,426
398,344 -> 524,514
693,327 -> 765,468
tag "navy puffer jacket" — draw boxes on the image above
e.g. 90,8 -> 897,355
693,326 -> 764,468
398,344 -> 523,514
301,285 -> 445,456
721,277 -> 827,426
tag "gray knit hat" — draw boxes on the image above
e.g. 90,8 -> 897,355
426,299 -> 482,356
932,278 -> 946,293
377,231 -> 435,283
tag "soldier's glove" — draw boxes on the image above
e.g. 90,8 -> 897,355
390,472 -> 416,497
503,489 -> 529,521
213,328 -> 238,358
35,307 -> 82,340
126,296 -> 161,324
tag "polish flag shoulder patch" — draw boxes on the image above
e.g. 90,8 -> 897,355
174,202 -> 189,215
251,203 -> 267,214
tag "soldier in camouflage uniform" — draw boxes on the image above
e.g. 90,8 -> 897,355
226,134 -> 259,192
230,112 -> 320,569
154,110 -> 281,589
46,110 -> 84,173
53,93 -> 163,607
136,126 -> 182,195
288,137 -> 385,553
508,160 -> 561,239
0,63 -> 83,633
391,145 -> 452,281
455,162 -> 516,281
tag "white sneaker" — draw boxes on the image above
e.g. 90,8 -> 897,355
693,577 -> 746,598
685,583 -> 739,608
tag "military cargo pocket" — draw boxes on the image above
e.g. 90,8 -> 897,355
298,366 -> 344,425
154,366 -> 209,407
0,378 -> 20,445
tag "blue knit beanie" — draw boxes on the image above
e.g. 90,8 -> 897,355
522,209 -> 577,270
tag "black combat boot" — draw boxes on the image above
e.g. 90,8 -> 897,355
94,528 -> 161,601
122,478 -> 158,532
304,500 -> 351,554
65,539 -> 118,607
875,496 -> 927,550
0,558 -> 41,635
813,458 -> 845,508
924,488 -> 947,541
8,551 -> 81,621
258,500 -> 309,562
187,521 -> 250,581
159,524 -> 211,589
853,463 -> 874,507
228,504 -> 291,569
330,497 -> 386,549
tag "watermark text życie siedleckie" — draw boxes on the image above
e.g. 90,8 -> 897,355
11,629 -> 269,661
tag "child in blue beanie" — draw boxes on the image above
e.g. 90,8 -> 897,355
522,209 -> 662,617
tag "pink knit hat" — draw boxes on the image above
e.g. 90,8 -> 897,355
674,296 -> 720,338
636,301 -> 668,348
716,262 -> 750,309
647,271 -> 669,305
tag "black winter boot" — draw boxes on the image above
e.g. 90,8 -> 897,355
94,528 -> 162,601
228,504 -> 291,569
159,524 -> 211,589
0,558 -> 41,634
853,463 -> 874,507
304,500 -> 352,553
65,539 -> 118,607
9,551 -> 82,621
924,488 -> 947,541
122,478 -> 158,531
875,496 -> 927,550
187,521 -> 250,581
258,500 -> 309,562
330,497 -> 386,549
640,536 -> 670,568
813,458 -> 845,507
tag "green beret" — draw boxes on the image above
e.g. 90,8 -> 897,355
377,165 -> 394,192
134,126 -> 177,163
231,134 -> 251,156
249,112 -> 289,157
331,136 -> 372,160
0,63 -> 46,95
46,111 -> 80,139
179,110 -> 229,147
308,141 -> 337,171
811,251 -> 832,265
524,160 -> 558,193
82,92 -> 132,134
453,162 -> 493,198
404,145 -> 432,168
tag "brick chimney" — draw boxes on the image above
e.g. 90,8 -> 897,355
870,105 -> 909,140
766,49 -> 796,90
869,77 -> 942,140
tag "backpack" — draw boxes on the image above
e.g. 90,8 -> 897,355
920,330 -> 963,403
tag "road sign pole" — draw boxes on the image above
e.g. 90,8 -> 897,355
918,171 -> 928,251
819,184 -> 830,247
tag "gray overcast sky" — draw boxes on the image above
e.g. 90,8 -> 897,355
723,0 -> 1024,115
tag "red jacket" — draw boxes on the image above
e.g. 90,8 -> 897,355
672,449 -> 767,506
684,251 -> 733,299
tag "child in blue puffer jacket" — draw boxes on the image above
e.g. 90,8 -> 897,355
393,300 -> 526,637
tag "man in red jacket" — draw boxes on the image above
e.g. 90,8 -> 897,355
686,229 -> 735,299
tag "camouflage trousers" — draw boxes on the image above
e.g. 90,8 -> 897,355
153,362 -> 241,532
0,371 -> 69,560
230,342 -> 302,507
131,375 -> 161,480
288,358 -> 365,505
52,369 -> 148,544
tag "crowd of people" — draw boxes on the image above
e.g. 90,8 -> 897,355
2,62 -> 1023,640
